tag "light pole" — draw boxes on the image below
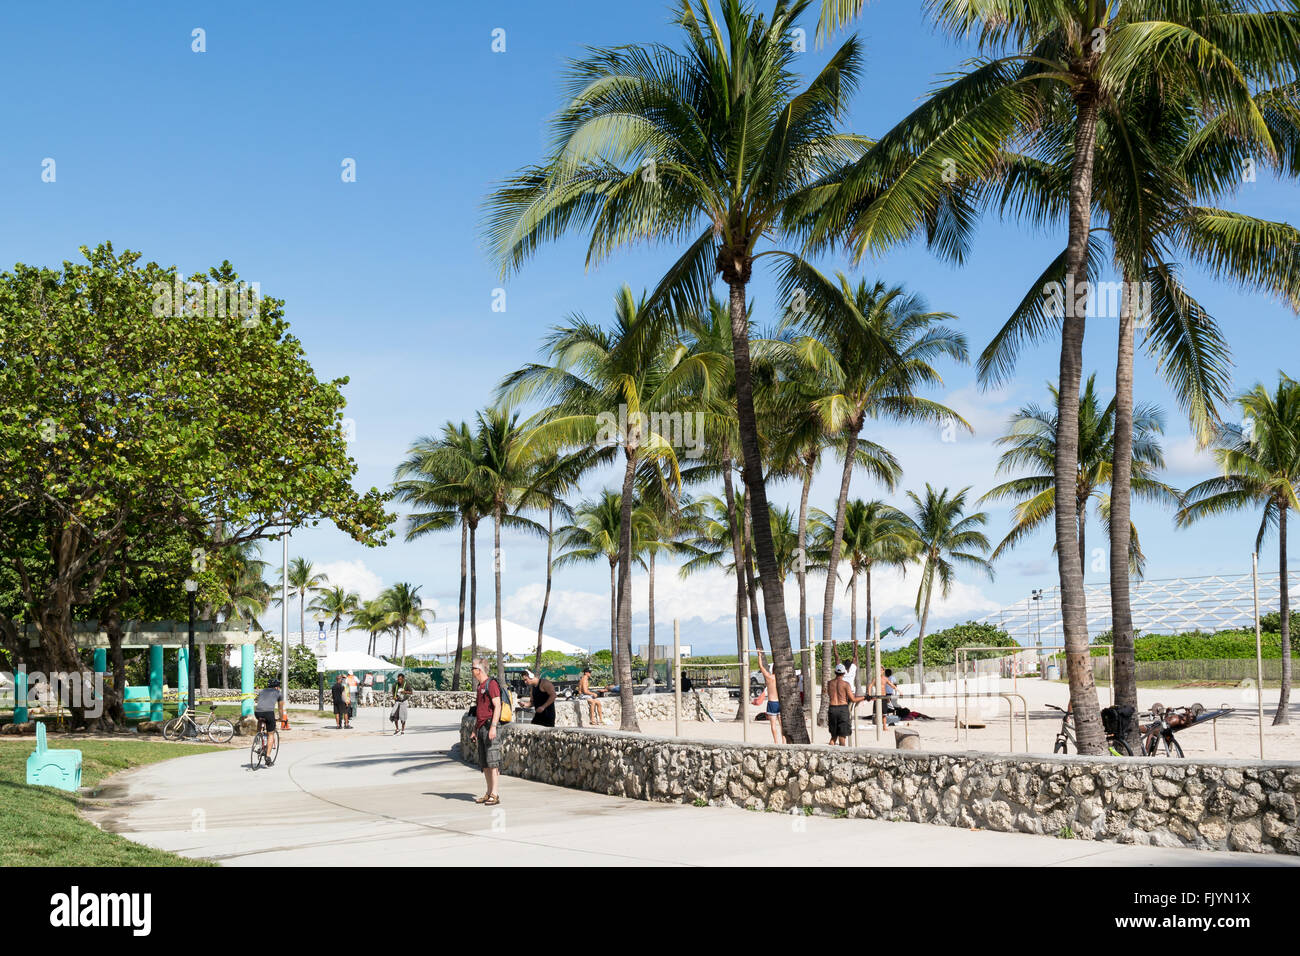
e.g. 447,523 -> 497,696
1031,588 -> 1043,678
184,578 -> 198,733
281,517 -> 289,708
314,611 -> 327,710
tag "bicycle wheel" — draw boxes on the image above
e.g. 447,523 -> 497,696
1053,737 -> 1068,754
264,731 -> 280,766
163,717 -> 185,741
1163,735 -> 1184,758
250,732 -> 265,769
208,718 -> 235,744
1107,737 -> 1133,757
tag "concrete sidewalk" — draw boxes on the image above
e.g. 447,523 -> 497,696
82,709 -> 1299,866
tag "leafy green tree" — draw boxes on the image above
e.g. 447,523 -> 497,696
0,244 -> 391,719
1178,375 -> 1300,723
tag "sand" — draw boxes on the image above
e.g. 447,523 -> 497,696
632,679 -> 1300,760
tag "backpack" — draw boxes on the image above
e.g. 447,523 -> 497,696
1101,705 -> 1134,736
489,678 -> 514,724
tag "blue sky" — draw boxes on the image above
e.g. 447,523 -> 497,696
3,1 -> 1296,653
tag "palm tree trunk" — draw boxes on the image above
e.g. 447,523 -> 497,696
647,549 -> 656,687
469,519 -> 479,672
722,460 -> 747,721
609,560 -> 617,663
534,504 -> 554,675
850,567 -> 858,647
1057,88 -> 1106,754
299,594 -> 305,648
1111,272 -> 1139,745
726,279 -> 804,742
451,516 -> 468,689
742,498 -> 765,654
1276,503 -> 1292,725
819,424 -> 860,726
865,565 -> 874,690
494,505 -> 506,689
797,463 -> 812,655
917,588 -> 932,687
614,451 -> 640,731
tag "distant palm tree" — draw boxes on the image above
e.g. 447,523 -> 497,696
1179,375 -> 1300,724
381,582 -> 431,664
556,491 -> 641,667
394,421 -> 487,690
981,375 -> 1179,577
348,599 -> 390,657
310,586 -> 360,652
897,485 -> 993,692
274,558 -> 327,649
212,542 -> 271,689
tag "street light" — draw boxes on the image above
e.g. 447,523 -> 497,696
1031,588 -> 1044,678
184,578 -> 198,733
314,611 -> 327,710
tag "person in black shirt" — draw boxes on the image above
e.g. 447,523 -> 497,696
330,673 -> 347,728
521,669 -> 557,727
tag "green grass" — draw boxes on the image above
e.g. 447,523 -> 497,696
0,736 -> 222,866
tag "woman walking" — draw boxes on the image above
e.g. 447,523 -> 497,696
390,673 -> 411,735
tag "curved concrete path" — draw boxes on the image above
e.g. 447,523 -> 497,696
83,708 -> 1298,867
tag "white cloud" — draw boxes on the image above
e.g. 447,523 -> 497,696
315,560 -> 385,601
1163,435 -> 1218,480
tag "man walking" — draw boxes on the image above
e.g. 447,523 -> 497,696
346,670 -> 359,722
826,663 -> 865,746
521,669 -> 557,727
331,673 -> 348,729
472,658 -> 503,806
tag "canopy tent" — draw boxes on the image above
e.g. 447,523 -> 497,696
319,650 -> 403,673
406,618 -> 587,659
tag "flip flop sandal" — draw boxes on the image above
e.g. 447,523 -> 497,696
474,794 -> 491,804
484,795 -> 500,806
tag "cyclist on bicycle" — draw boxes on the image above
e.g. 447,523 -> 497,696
254,679 -> 284,756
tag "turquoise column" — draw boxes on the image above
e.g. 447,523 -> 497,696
93,649 -> 107,715
14,669 -> 28,723
176,647 -> 189,715
148,646 -> 164,722
240,645 -> 255,717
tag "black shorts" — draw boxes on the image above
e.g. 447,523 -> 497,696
532,707 -> 556,728
828,704 -> 851,739
256,711 -> 277,734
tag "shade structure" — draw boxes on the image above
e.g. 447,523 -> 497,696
319,650 -> 403,673
405,618 -> 586,658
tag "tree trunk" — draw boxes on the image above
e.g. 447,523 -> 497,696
917,589 -> 932,689
494,505 -> 506,689
451,516 -> 468,690
1276,503 -> 1292,725
1111,270 -> 1139,747
819,423 -> 860,726
614,451 -> 640,731
647,549 -> 656,687
726,278 -> 804,742
299,593 -> 306,648
742,498 -> 766,654
469,519 -> 479,672
797,462 -> 812,655
1057,87 -> 1106,754
850,567 -> 858,647
722,460 -> 747,721
534,504 -> 554,676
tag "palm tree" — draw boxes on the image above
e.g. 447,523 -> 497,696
556,492 -> 644,680
498,286 -> 724,730
211,542 -> 271,688
516,449 -> 603,674
381,582 -> 431,664
811,0 -> 1300,753
348,599 -> 390,657
1178,375 -> 1300,724
773,275 -> 965,718
484,0 -> 876,743
310,586 -> 360,652
981,376 -> 1179,576
394,421 -> 487,690
274,558 -> 326,648
812,499 -> 917,656
897,485 -> 993,691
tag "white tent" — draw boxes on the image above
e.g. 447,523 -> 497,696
319,650 -> 403,673
406,618 -> 587,658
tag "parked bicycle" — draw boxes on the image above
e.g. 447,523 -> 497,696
163,704 -> 235,744
1046,703 -> 1132,756
1139,703 -> 1204,758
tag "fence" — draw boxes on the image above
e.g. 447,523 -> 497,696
1090,656 -> 1299,683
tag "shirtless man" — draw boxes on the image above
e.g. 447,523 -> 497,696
826,663 -> 865,745
577,667 -> 604,725
755,649 -> 783,744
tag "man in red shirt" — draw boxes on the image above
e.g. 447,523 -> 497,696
472,658 -> 503,806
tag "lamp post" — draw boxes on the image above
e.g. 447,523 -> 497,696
1031,588 -> 1043,678
314,612 -> 327,710
184,578 -> 198,734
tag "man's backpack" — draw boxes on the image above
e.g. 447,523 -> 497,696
492,678 -> 514,724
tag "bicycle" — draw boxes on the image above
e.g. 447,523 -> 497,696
1139,703 -> 1191,758
163,704 -> 235,744
1046,703 -> 1132,756
250,723 -> 280,769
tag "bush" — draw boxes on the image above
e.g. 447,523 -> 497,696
1260,610 -> 1300,634
882,621 -> 1015,669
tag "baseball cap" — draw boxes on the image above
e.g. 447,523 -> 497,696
834,664 -> 846,675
